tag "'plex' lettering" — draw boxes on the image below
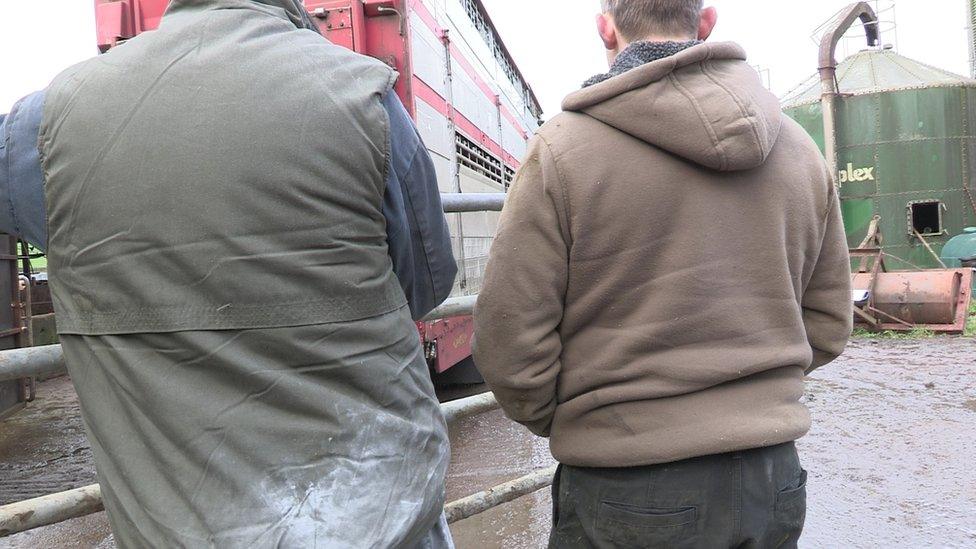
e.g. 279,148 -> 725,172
837,163 -> 876,185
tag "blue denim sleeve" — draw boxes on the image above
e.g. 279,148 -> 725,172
0,90 -> 48,250
382,91 -> 458,320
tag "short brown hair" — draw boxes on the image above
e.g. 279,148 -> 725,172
601,0 -> 704,40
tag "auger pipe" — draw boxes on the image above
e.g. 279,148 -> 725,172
819,2 -> 880,177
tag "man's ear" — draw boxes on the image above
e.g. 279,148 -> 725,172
596,13 -> 619,51
698,6 -> 717,40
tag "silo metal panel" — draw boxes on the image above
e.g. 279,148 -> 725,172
872,188 -> 966,268
785,104 -> 825,152
878,88 -> 966,141
836,149 -> 879,199
875,140 -> 964,195
940,189 -> 972,239
841,199 -> 875,247
836,95 -> 880,146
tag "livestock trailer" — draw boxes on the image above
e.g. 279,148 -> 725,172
93,0 -> 543,377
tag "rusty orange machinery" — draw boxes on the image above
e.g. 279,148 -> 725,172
851,217 -> 974,334
852,269 -> 973,333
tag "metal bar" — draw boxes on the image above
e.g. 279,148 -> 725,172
818,2 -> 880,177
441,391 -> 498,424
0,484 -> 103,537
445,465 -> 558,524
853,305 -> 880,327
440,193 -> 506,213
0,294 -> 480,382
912,230 -> 948,269
423,295 -> 476,321
18,276 -> 33,348
0,392 -> 502,537
0,345 -> 66,383
0,328 -> 24,339
865,305 -> 915,328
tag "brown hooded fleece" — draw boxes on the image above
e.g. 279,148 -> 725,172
473,42 -> 852,468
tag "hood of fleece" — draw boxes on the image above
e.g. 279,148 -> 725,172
562,42 -> 782,172
166,0 -> 322,34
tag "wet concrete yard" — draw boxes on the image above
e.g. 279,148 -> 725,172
2,338 -> 975,548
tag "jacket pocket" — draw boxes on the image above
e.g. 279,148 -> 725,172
596,501 -> 698,548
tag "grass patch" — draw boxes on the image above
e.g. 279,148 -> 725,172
852,327 -> 937,340
966,301 -> 976,337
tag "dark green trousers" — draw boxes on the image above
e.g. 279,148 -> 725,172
549,442 -> 806,549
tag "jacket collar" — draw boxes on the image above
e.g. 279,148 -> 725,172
583,40 -> 702,88
564,42 -> 746,112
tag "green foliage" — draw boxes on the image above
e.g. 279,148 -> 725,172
852,327 -> 936,339
966,301 -> 976,338
23,244 -> 46,272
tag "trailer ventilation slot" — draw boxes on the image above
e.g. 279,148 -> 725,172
910,201 -> 944,236
503,166 -> 515,189
459,0 -> 536,115
456,133 -> 505,187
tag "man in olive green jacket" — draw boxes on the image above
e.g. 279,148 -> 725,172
474,1 -> 852,547
1,1 -> 456,546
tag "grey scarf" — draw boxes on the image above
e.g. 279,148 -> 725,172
584,40 -> 702,87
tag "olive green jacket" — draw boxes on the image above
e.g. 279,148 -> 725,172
37,1 -> 452,546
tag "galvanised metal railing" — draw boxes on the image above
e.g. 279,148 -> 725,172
0,192 -> 558,538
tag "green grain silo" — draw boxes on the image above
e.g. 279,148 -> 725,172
782,48 -> 976,269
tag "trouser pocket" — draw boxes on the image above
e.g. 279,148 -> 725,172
768,469 -> 807,548
595,501 -> 699,548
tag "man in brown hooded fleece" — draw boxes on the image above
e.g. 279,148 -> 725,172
473,1 -> 853,547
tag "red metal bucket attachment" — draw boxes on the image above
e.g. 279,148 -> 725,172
852,269 -> 974,333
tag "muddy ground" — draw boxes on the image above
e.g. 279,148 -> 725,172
2,338 -> 975,548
